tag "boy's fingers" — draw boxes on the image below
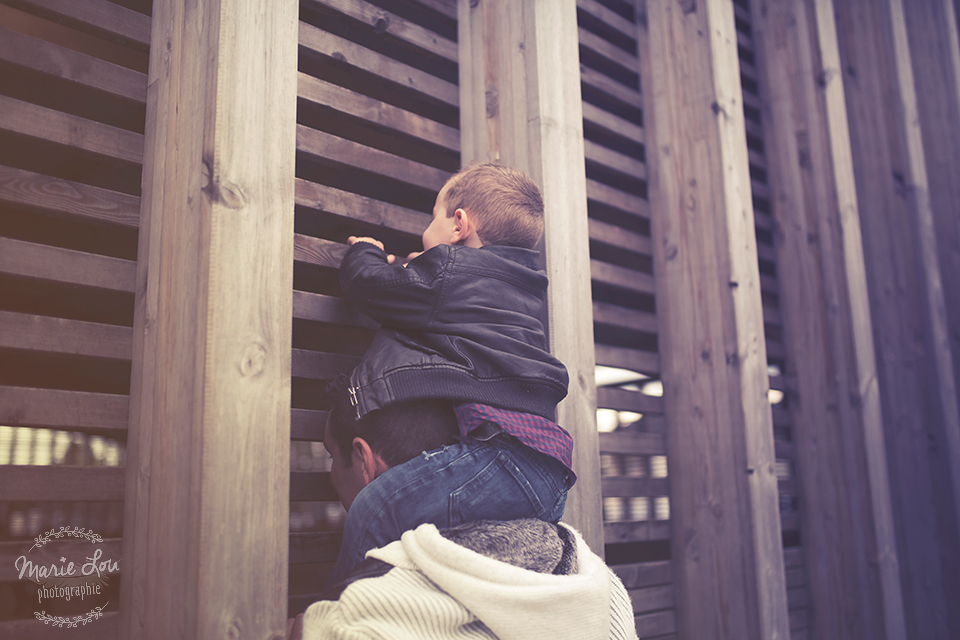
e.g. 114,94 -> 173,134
386,254 -> 397,265
407,251 -> 423,261
347,236 -> 358,245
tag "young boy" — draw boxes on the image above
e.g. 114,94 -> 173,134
329,163 -> 576,584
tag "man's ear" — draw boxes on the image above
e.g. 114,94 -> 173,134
351,437 -> 390,484
451,208 -> 483,247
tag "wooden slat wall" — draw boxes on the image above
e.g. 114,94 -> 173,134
576,1 -> 676,637
287,0 -> 459,614
732,2 -> 810,637
0,0 -> 149,635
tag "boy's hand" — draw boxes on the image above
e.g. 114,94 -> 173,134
347,236 -> 401,264
347,236 -> 384,251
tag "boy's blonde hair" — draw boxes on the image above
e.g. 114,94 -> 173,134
443,163 -> 544,249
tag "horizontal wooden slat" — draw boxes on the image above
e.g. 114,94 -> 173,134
579,25 -> 636,66
0,465 -> 124,501
765,339 -> 786,360
0,386 -> 128,431
603,476 -> 669,498
585,139 -> 647,179
745,117 -> 764,140
0,237 -> 136,293
289,531 -> 343,564
787,586 -> 809,610
604,520 -> 670,543
774,438 -> 794,460
299,22 -> 458,106
756,241 -> 777,262
582,101 -> 645,145
781,512 -> 800,533
586,178 -> 649,218
290,471 -> 340,501
742,87 -> 761,112
0,538 -> 122,582
591,260 -> 655,293
291,348 -> 361,380
599,430 -> 666,456
298,73 -> 458,152
628,584 -> 674,614
577,0 -> 636,40
294,234 -> 346,270
292,289 -> 377,329
0,612 -> 118,640
307,0 -> 457,62
589,218 -> 650,255
0,26 -> 147,103
784,546 -> 803,568
10,0 -> 150,48
580,64 -> 642,107
595,344 -> 661,375
297,126 -> 448,192
750,179 -> 770,201
635,609 -> 677,638
763,304 -> 782,326
737,27 -> 752,51
295,178 -> 428,237
0,95 -> 143,164
0,166 -> 140,228
748,148 -> 766,170
611,559 -> 672,590
759,273 -> 779,293
0,311 -> 132,360
592,301 -> 658,333
291,408 -> 328,441
596,386 -> 664,414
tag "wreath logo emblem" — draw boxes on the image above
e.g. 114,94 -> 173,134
13,526 -> 118,628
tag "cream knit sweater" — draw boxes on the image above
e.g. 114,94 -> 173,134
302,522 -> 638,640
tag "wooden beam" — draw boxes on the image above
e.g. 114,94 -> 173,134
638,1 -> 790,638
118,0 -> 299,638
458,0 -> 603,553
748,1 -> 907,638
903,0 -> 960,564
833,0 -> 960,636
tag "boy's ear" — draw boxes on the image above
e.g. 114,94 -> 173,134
351,437 -> 390,485
451,208 -> 482,247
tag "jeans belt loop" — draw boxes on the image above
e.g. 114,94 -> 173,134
469,420 -> 503,442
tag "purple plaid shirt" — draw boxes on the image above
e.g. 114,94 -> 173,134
455,403 -> 576,486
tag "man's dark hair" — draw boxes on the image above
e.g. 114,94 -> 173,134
325,373 -> 460,468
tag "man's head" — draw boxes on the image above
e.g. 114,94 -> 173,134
422,164 -> 545,252
323,374 -> 459,509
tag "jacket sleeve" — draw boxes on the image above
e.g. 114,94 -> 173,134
338,241 -> 448,330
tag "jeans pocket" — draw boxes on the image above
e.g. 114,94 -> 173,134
448,451 -> 546,526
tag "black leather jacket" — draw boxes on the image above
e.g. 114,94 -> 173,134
339,241 -> 569,419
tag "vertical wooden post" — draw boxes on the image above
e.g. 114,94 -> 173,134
458,0 -> 602,553
748,1 -> 907,638
832,0 -> 960,636
903,0 -> 960,542
640,1 -> 789,638
119,0 -> 298,638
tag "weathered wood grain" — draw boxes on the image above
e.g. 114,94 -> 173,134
299,22 -> 458,106
0,94 -> 143,164
640,1 -> 789,637
0,311 -> 132,360
118,0 -> 298,638
0,465 -> 124,501
297,125 -> 448,192
0,386 -> 128,431
295,178 -> 429,237
0,166 -> 140,228
298,73 -> 458,152
748,1 -> 908,638
0,237 -> 136,293
0,26 -> 147,103
305,0 -> 457,62
6,0 -> 150,49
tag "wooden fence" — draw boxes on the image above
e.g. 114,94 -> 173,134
1,0 -> 959,639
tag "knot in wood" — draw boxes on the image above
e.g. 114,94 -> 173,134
485,84 -> 498,119
239,342 -> 267,377
373,17 -> 389,34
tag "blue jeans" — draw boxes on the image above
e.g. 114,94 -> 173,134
326,433 -> 570,586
